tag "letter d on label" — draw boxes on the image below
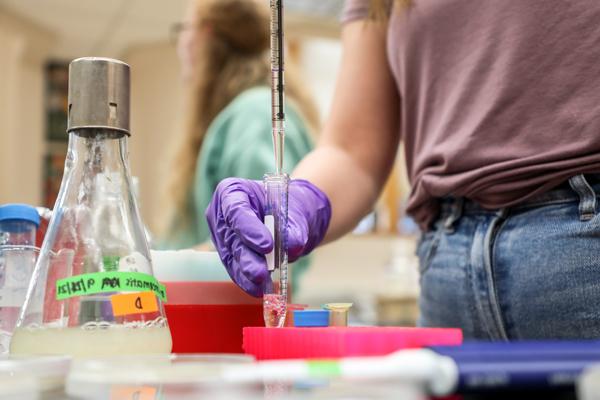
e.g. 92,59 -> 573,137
111,292 -> 158,316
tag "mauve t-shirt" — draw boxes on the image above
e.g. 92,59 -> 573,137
343,0 -> 600,229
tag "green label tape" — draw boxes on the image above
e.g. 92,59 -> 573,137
307,361 -> 342,378
56,271 -> 167,302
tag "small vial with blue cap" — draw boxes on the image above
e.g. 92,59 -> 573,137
0,204 -> 40,354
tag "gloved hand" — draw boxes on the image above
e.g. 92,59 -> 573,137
206,178 -> 331,297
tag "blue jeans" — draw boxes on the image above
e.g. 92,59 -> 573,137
417,174 -> 600,340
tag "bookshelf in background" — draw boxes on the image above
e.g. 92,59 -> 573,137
44,61 -> 69,208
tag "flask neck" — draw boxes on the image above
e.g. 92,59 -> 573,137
56,128 -> 146,264
67,129 -> 129,175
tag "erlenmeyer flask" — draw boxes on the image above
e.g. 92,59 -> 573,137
10,57 -> 172,357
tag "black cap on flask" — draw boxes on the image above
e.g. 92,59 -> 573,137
67,57 -> 131,135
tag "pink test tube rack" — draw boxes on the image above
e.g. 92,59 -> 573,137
243,326 -> 463,360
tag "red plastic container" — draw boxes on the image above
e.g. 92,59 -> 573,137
244,326 -> 463,360
163,282 -> 264,353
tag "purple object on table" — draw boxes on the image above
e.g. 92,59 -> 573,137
430,341 -> 600,392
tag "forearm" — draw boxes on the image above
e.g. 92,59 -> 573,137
293,145 -> 390,243
293,20 -> 400,243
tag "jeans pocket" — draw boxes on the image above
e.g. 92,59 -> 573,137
416,228 -> 442,277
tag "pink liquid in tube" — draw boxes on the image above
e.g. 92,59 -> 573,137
263,294 -> 287,328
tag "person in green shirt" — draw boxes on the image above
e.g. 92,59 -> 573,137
159,0 -> 319,254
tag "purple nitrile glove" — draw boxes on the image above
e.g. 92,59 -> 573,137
206,178 -> 331,297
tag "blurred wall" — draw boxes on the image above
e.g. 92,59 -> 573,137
0,8 -> 53,205
299,38 -> 342,120
124,42 -> 184,233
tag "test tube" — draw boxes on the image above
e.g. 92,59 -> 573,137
263,173 -> 289,328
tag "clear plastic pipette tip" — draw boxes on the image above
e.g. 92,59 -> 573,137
262,173 -> 289,328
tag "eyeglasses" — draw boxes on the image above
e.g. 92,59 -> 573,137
169,21 -> 207,45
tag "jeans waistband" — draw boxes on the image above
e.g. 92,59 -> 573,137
440,174 -> 600,232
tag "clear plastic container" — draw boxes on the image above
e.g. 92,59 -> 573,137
0,355 -> 71,399
66,354 -> 258,400
0,204 -> 40,354
0,205 -> 39,247
65,354 -> 429,400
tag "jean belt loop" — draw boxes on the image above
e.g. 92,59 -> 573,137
568,174 -> 597,221
496,207 -> 509,220
443,197 -> 464,233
